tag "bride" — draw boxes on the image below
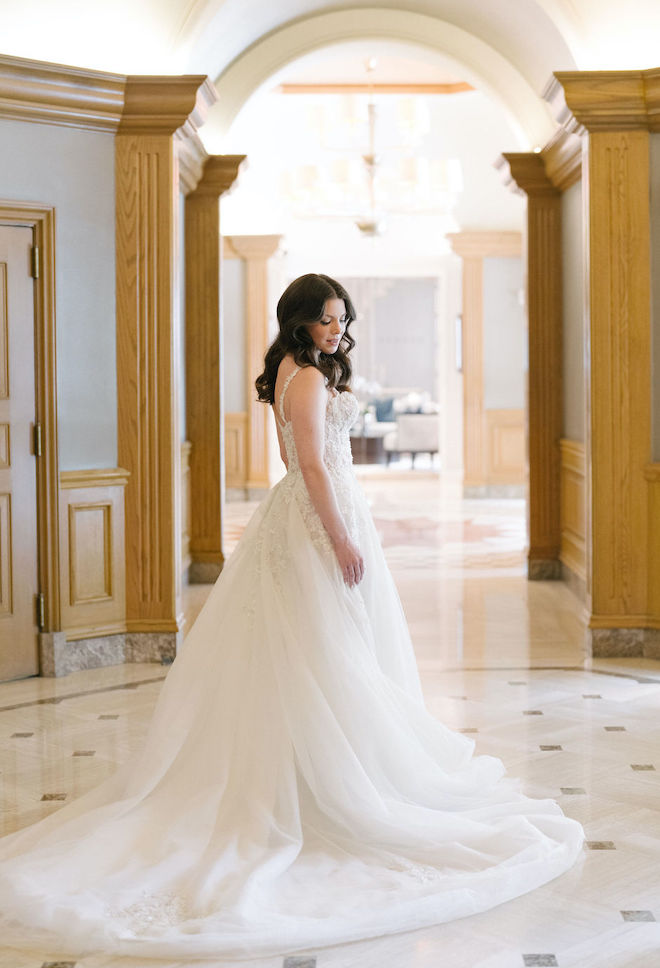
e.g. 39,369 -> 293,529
0,273 -> 583,961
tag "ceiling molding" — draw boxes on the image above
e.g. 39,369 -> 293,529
495,152 -> 558,198
541,127 -> 581,189
188,154 -> 247,198
118,75 -> 218,135
277,82 -> 474,95
544,70 -> 650,134
0,53 -> 125,132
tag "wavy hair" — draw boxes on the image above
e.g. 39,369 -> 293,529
255,273 -> 356,405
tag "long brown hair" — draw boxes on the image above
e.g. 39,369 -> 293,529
255,273 -> 356,405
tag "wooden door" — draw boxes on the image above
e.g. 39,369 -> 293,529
0,225 -> 39,680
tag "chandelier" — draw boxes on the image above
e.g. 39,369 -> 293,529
279,59 -> 464,237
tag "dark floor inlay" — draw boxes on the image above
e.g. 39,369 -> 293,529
604,726 -> 626,731
582,694 -> 602,699
621,910 -> 655,922
450,695 -> 468,700
0,676 -> 166,714
283,958 -> 316,968
540,745 -> 562,751
11,731 -> 34,737
459,728 -> 479,733
98,714 -> 120,720
523,710 -> 543,715
631,764 -> 656,771
42,962 -> 77,968
585,840 -> 615,850
561,787 -> 586,795
41,793 -> 67,801
73,750 -> 95,756
523,956 -> 558,967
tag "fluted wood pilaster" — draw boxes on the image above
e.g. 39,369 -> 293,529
545,70 -> 656,655
497,153 -> 563,579
116,76 -> 216,646
185,156 -> 245,582
227,235 -> 282,492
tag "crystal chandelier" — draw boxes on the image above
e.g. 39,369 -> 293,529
280,59 -> 464,237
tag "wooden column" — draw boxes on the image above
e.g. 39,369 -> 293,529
116,76 -> 217,656
185,156 -> 245,582
496,154 -> 563,579
446,231 -> 522,497
546,71 -> 655,655
226,235 -> 282,493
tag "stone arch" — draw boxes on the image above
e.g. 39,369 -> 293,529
206,8 -> 557,148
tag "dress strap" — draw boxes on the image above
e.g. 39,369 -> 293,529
278,366 -> 301,424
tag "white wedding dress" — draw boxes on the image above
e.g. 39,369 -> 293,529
0,368 -> 584,961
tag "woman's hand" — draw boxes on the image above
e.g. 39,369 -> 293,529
333,535 -> 365,588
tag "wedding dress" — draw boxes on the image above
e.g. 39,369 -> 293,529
0,367 -> 584,961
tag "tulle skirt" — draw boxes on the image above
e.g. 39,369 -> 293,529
0,472 -> 584,959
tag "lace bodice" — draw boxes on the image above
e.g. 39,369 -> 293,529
275,365 -> 361,551
277,366 -> 360,477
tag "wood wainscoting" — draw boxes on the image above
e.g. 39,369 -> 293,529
559,439 -> 586,580
225,412 -> 247,489
59,468 -> 128,642
485,409 -> 525,485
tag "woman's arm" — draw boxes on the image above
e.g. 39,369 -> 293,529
287,367 -> 364,587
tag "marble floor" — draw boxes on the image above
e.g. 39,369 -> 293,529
1,470 -> 659,968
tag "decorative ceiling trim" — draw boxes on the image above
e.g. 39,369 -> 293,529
494,153 -> 558,198
541,127 -> 581,190
118,75 -> 218,135
188,155 -> 247,198
0,53 -> 125,132
277,82 -> 474,95
544,69 -> 660,134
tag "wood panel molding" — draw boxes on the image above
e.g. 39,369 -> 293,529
0,201 -> 59,632
225,412 -> 248,488
58,470 -> 126,642
485,409 -> 525,484
226,235 -> 282,491
559,439 -> 586,580
185,155 -> 244,581
117,75 -> 217,135
0,53 -> 125,131
496,153 -> 558,197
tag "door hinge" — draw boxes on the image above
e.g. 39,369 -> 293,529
31,245 -> 39,279
36,593 -> 45,632
33,422 -> 42,457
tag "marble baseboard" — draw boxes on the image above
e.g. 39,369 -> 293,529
588,627 -> 660,658
463,484 -> 526,499
528,557 -> 562,581
188,560 -> 223,584
125,631 -> 181,663
39,632 -> 126,677
561,561 -> 586,601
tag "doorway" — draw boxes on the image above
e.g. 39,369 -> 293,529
0,224 -> 39,679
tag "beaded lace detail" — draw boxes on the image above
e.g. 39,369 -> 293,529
277,367 -> 360,552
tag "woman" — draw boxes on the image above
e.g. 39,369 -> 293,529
0,274 -> 583,961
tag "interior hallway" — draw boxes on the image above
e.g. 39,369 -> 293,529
0,473 -> 658,968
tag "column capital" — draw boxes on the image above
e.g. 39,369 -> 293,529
446,231 -> 521,260
118,74 -> 218,136
226,234 -> 283,261
495,153 -> 558,198
189,155 -> 247,198
544,68 -> 660,135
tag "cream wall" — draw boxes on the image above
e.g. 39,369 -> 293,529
650,134 -> 660,460
482,256 -> 525,410
561,180 -> 585,443
222,256 -> 247,412
0,117 -> 116,470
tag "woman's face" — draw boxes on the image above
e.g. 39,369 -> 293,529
307,298 -> 348,355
